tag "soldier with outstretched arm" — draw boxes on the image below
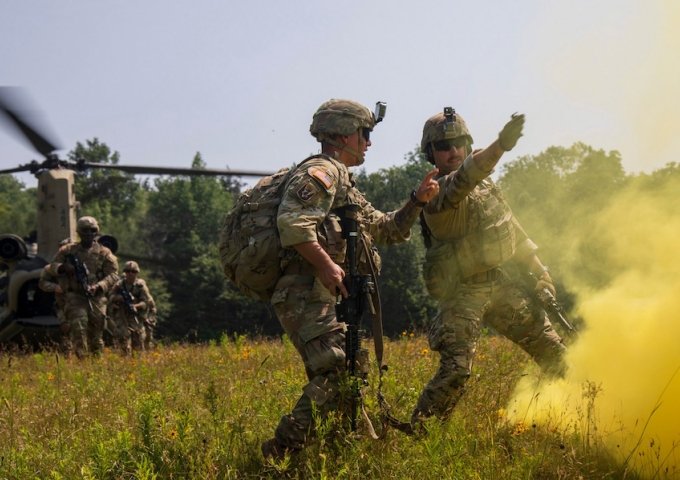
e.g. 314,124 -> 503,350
411,108 -> 567,431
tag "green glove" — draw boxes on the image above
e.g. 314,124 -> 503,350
498,113 -> 525,151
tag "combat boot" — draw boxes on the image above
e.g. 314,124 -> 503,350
261,438 -> 290,461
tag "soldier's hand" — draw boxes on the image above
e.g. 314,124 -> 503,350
414,168 -> 440,204
58,262 -> 75,276
87,284 -> 101,296
318,262 -> 347,298
498,113 -> 525,151
54,285 -> 63,294
535,272 -> 557,298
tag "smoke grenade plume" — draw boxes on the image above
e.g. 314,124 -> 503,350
507,177 -> 680,477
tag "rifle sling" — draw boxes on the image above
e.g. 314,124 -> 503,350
360,237 -> 384,369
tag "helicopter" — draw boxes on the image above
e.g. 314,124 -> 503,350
0,87 -> 271,347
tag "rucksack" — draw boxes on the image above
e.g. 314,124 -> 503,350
218,155 -> 323,301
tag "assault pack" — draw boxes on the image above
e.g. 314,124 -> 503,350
218,155 -> 323,301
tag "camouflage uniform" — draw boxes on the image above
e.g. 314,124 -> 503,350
49,217 -> 118,357
109,263 -> 153,354
413,110 -> 566,422
38,238 -> 73,350
267,99 -> 430,455
143,298 -> 157,350
38,264 -> 66,323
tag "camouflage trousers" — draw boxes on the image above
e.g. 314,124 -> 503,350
63,292 -> 107,357
112,311 -> 146,355
143,316 -> 156,350
413,273 -> 566,421
270,273 -> 347,451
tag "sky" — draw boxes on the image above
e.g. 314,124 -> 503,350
2,0 -> 678,189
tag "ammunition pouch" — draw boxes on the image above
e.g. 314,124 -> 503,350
455,211 -> 516,278
423,241 -> 461,301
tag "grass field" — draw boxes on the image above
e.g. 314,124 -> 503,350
0,333 -> 651,479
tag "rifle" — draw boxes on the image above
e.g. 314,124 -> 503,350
65,254 -> 95,311
335,204 -> 375,432
119,281 -> 139,323
526,272 -> 576,334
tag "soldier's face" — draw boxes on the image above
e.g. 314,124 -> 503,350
342,129 -> 371,167
78,228 -> 98,247
431,139 -> 467,174
124,270 -> 138,282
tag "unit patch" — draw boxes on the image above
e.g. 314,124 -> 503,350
297,181 -> 320,202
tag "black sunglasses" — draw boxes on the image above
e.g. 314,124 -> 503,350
432,138 -> 468,152
361,128 -> 371,142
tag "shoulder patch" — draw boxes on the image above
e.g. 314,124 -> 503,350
307,166 -> 334,190
296,180 -> 321,202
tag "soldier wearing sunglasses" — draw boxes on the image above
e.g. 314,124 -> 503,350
411,108 -> 567,430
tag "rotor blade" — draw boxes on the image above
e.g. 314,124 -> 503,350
0,164 -> 34,174
0,87 -> 60,158
79,162 -> 274,177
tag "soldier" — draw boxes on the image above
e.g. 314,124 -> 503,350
143,297 -> 157,350
410,107 -> 567,429
109,261 -> 154,355
261,99 -> 440,460
49,216 -> 118,357
38,261 -> 69,351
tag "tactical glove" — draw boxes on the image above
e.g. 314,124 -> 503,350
498,113 -> 525,151
535,272 -> 557,298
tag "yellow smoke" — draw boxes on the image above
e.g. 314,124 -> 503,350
507,178 -> 680,477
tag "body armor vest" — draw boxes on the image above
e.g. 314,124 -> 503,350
423,179 -> 516,298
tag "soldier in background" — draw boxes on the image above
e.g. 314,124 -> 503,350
109,261 -> 154,355
143,297 -> 157,350
412,107 -> 567,430
49,217 -> 118,357
261,98 -> 440,460
38,238 -> 72,351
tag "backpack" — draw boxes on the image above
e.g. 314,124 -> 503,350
218,155 -> 323,301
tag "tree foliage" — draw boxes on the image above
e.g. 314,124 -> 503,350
3,137 -> 677,342
0,175 -> 35,240
354,151 -> 438,334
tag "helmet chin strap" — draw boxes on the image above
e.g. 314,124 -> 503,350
326,130 -> 364,166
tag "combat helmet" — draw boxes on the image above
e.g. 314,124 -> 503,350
76,216 -> 99,234
123,261 -> 140,273
310,99 -> 376,141
421,107 -> 474,163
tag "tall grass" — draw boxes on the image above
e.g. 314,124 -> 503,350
0,333 -> 647,479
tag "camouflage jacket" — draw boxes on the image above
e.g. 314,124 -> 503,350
49,241 -> 119,298
110,277 -> 154,319
277,155 -> 413,274
423,154 -> 537,278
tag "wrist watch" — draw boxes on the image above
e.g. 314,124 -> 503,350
410,190 -> 427,207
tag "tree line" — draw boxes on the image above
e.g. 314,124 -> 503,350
1,139 -> 677,341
